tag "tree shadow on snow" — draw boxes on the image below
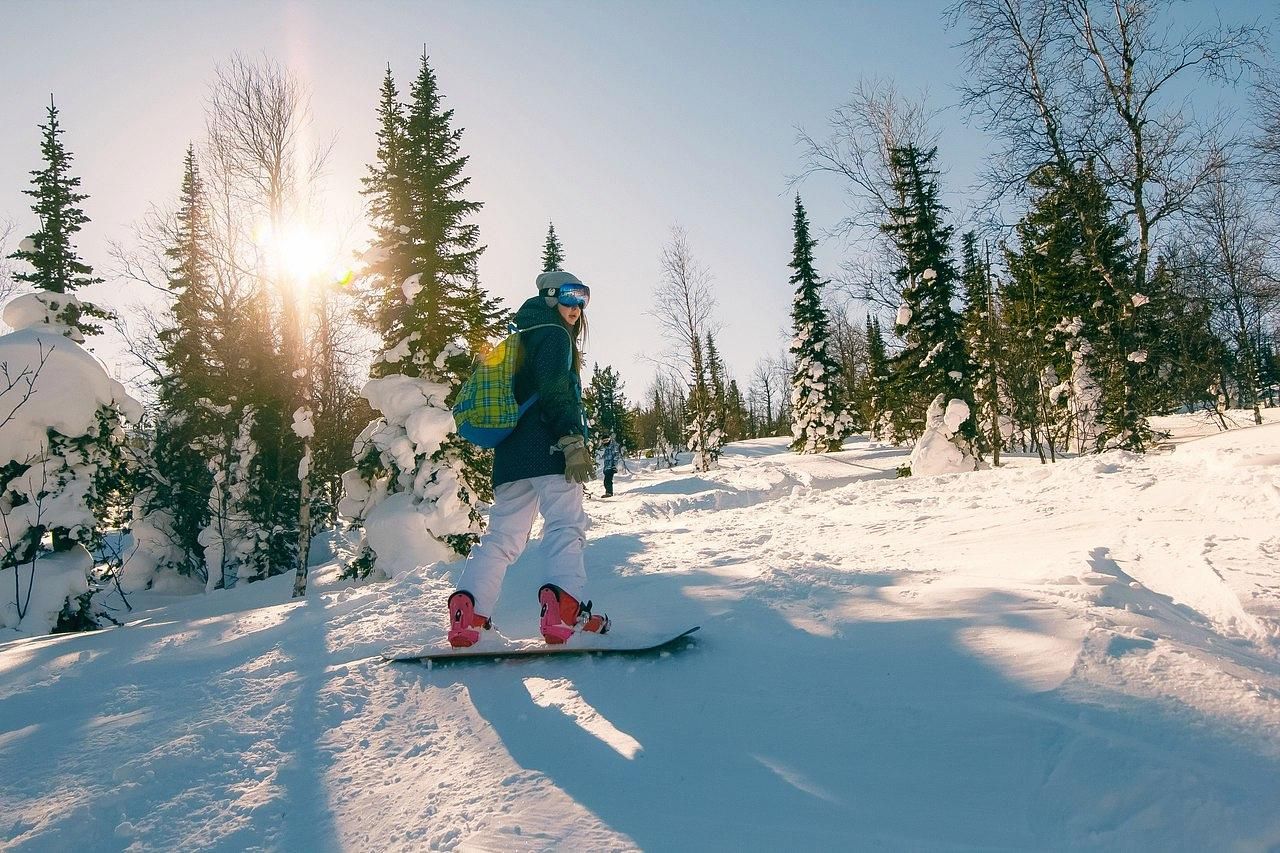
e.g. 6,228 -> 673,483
408,563 -> 1280,850
0,592 -> 343,852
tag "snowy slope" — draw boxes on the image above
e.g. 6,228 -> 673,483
3,416 -> 1280,851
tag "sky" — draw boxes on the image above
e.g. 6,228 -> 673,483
0,0 -> 1271,398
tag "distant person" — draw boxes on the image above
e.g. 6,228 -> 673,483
601,434 -> 621,497
447,271 -> 610,647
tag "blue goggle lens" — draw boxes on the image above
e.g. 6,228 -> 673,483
557,283 -> 590,308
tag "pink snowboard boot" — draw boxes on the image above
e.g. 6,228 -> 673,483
447,590 -> 491,648
538,583 -> 610,645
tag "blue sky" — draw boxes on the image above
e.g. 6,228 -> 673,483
0,0 -> 1270,396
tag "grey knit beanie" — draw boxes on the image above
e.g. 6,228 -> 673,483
535,270 -> 582,306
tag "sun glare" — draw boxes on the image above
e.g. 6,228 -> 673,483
276,225 -> 328,283
258,220 -> 329,284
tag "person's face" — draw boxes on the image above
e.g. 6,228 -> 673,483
557,302 -> 581,326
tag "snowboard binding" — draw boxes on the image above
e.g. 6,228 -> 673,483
447,590 -> 491,648
538,583 -> 610,644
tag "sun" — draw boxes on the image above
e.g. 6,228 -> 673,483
259,220 -> 329,284
277,224 -> 329,283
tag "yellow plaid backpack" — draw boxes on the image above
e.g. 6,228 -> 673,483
453,323 -> 571,448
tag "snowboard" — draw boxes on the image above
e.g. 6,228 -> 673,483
381,626 -> 700,664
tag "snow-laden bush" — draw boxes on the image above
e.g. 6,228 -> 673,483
339,359 -> 479,578
909,394 -> 984,477
0,293 -> 142,635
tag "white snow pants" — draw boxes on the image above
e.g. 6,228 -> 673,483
458,474 -> 589,617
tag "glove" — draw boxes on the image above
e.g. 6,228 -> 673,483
556,435 -> 595,484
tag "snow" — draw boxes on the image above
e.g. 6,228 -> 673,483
910,395 -> 980,476
0,545 -> 91,631
342,369 -> 477,573
2,412 -> 1280,849
895,304 -> 912,327
119,507 -> 200,596
0,327 -> 141,466
291,406 -> 314,439
401,273 -> 423,301
0,312 -> 144,633
361,491 -> 457,574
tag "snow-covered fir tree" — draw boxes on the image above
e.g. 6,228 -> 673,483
787,195 -> 851,453
685,335 -> 723,470
340,55 -> 505,578
959,232 -> 1004,463
0,291 -> 142,633
1067,168 -> 1154,453
7,97 -> 108,339
881,145 -> 979,473
199,405 -> 257,591
541,222 -> 565,273
723,378 -> 749,442
704,332 -> 738,443
0,98 -> 143,632
586,364 -> 636,451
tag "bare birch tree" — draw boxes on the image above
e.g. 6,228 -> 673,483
794,77 -> 940,311
651,227 -> 721,471
206,54 -> 342,594
1180,151 -> 1280,425
949,0 -> 1264,449
950,0 -> 1263,291
749,356 -> 781,436
1253,71 -> 1280,205
0,220 -> 21,313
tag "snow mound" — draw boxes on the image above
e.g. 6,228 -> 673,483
361,491 -> 457,575
1175,421 -> 1280,469
0,327 -> 142,467
0,544 -> 91,630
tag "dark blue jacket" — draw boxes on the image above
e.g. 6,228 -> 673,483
492,297 -> 585,487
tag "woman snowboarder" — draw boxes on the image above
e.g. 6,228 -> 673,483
446,270 -> 609,646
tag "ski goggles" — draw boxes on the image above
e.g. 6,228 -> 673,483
555,282 -> 590,309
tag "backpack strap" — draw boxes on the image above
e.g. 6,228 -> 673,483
516,322 -> 573,367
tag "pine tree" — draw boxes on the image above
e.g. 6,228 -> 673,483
587,364 -> 637,451
141,146 -> 226,578
960,232 -> 1004,463
8,97 -> 107,338
1137,254 -> 1222,415
343,53 -> 506,576
1003,163 -> 1135,455
864,315 -> 891,440
685,336 -> 722,468
787,195 -> 850,453
1068,168 -> 1151,452
881,145 -> 977,468
723,379 -> 749,442
705,332 -> 729,439
235,282 -> 300,583
541,221 -> 566,272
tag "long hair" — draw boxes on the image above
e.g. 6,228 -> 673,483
567,311 -> 587,373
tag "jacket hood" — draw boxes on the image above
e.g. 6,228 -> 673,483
513,295 -> 570,331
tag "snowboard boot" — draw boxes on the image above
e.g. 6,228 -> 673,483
538,583 -> 610,644
447,590 -> 491,648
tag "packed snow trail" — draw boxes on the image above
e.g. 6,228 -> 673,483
2,420 -> 1280,850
